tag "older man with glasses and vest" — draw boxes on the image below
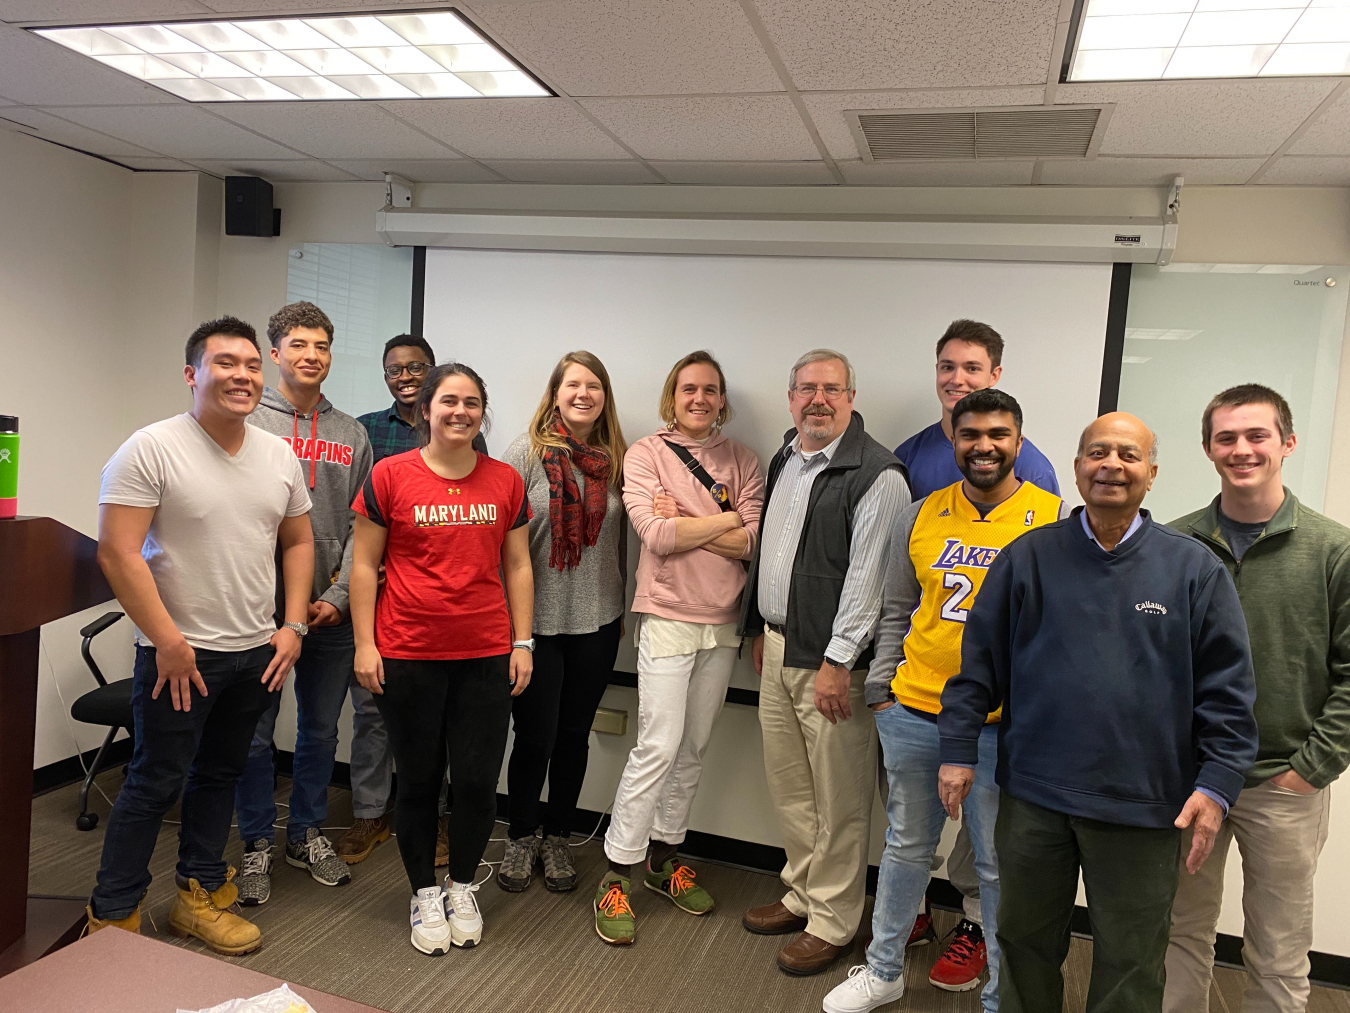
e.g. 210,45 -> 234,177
739,348 -> 910,977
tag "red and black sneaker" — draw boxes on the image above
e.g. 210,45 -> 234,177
928,918 -> 987,992
907,898 -> 936,948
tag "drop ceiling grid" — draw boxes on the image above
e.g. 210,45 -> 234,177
1289,89 -> 1350,156
206,101 -> 468,159
578,94 -> 822,161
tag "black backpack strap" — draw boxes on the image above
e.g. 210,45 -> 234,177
660,438 -> 734,512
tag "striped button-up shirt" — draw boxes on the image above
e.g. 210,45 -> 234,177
757,430 -> 910,668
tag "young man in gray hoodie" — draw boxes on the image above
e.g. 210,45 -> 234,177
234,301 -> 374,903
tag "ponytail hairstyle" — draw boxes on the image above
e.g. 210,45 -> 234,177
414,362 -> 490,447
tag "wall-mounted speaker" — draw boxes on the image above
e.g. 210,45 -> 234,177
225,175 -> 281,237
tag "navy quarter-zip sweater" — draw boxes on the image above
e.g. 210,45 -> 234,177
938,508 -> 1259,829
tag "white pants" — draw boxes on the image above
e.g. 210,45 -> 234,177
603,626 -> 736,866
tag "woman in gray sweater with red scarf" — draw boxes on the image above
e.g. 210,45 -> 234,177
499,351 -> 628,894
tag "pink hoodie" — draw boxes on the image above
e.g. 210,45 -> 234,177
624,428 -> 766,626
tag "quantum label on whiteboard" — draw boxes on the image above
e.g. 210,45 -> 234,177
1114,235 -> 1143,245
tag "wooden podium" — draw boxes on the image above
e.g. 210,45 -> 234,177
0,517 -> 114,975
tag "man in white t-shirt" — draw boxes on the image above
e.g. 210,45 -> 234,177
86,316 -> 315,956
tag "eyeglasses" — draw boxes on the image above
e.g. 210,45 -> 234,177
384,362 -> 430,380
792,384 -> 849,401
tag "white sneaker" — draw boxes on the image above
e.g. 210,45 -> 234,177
822,965 -> 905,1013
409,887 -> 451,956
443,879 -> 483,948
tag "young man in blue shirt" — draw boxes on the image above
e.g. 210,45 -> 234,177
890,318 -> 1059,989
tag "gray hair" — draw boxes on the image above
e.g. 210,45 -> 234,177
788,349 -> 856,393
1076,422 -> 1159,465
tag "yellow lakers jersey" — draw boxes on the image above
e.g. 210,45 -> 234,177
891,480 -> 1061,719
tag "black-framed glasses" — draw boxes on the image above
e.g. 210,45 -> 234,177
384,362 -> 430,380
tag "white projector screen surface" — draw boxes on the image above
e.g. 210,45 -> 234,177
425,250 -> 1111,681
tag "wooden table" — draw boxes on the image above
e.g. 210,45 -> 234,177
0,929 -> 390,1013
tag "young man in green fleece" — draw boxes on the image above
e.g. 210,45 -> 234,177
1166,383 -> 1350,1013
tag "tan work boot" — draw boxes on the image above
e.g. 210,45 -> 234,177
435,813 -> 450,868
336,814 -> 391,865
85,904 -> 141,936
168,867 -> 262,955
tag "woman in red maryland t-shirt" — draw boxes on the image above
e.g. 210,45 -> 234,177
350,362 -> 534,957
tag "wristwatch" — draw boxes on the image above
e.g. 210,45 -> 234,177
283,621 -> 309,638
824,654 -> 848,669
512,639 -> 536,652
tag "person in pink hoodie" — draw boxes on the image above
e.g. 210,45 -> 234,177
593,351 -> 766,945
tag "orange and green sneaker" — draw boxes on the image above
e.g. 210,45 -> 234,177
644,859 -> 715,915
594,874 -> 635,945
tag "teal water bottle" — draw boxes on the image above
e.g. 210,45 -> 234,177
0,416 -> 17,519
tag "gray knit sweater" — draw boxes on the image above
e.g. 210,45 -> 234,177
502,434 -> 627,637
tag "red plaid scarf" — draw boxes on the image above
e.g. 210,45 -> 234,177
542,415 -> 611,571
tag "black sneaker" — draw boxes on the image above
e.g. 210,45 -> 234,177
237,838 -> 273,906
285,827 -> 351,887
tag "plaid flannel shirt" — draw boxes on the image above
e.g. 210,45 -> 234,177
356,401 -> 487,463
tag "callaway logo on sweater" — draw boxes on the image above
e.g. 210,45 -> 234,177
893,479 -> 1061,718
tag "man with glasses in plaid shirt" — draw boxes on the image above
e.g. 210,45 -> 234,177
335,335 -> 487,865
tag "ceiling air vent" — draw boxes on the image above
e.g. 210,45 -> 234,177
849,105 -> 1110,163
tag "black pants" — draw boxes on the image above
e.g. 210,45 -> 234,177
996,792 -> 1182,1013
376,655 -> 513,888
506,617 -> 622,840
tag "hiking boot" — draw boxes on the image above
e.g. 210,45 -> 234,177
434,814 -> 449,868
644,858 -> 714,915
497,835 -> 539,892
168,869 -> 261,956
907,898 -> 936,947
285,828 -> 351,887
410,887 -> 451,956
540,834 -> 577,892
444,879 -> 483,948
236,838 -> 273,906
594,874 -> 635,946
928,919 -> 987,992
85,904 -> 141,936
336,816 -> 391,865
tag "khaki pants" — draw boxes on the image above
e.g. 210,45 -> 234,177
1164,780 -> 1332,1013
758,629 -> 877,947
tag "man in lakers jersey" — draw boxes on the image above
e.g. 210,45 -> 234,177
823,389 -> 1061,1013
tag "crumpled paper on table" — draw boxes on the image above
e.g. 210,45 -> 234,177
177,982 -> 316,1013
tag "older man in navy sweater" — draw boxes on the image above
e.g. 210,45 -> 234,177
938,412 -> 1258,1013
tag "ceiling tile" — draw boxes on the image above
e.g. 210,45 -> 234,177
1289,91 -> 1350,156
209,102 -> 456,159
755,0 -> 1060,91
579,95 -> 818,160
0,106 -> 160,157
198,0 -> 445,9
53,104 -> 301,158
0,1 -> 212,21
188,158 -> 360,181
651,160 -> 835,184
1039,157 -> 1264,186
328,158 -> 502,183
0,24 -> 179,105
838,159 -> 1036,186
1056,80 -> 1336,157
482,159 -> 659,183
465,0 -> 782,96
1258,157 -> 1350,186
384,98 -> 629,159
115,155 -> 203,170
802,88 -> 1046,161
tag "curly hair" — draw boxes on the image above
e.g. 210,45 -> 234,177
267,301 -> 334,347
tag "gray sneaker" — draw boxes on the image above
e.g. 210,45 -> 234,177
541,835 -> 577,892
285,828 -> 352,887
237,838 -> 273,906
497,835 -> 539,892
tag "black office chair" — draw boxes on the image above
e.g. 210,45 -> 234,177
70,611 -> 133,831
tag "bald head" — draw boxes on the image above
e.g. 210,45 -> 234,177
1074,412 -> 1159,519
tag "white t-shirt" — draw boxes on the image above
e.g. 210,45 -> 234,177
100,413 -> 312,651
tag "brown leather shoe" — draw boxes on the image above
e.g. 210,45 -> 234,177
777,932 -> 847,977
742,900 -> 808,935
335,815 -> 391,865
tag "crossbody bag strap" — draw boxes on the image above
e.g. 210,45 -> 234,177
660,438 -> 734,512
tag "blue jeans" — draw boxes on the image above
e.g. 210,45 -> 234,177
867,704 -> 1002,1012
347,678 -> 393,820
235,622 -> 354,844
90,643 -> 275,920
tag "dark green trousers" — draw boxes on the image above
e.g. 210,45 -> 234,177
995,792 -> 1182,1013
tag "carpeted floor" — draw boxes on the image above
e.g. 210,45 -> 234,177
29,769 -> 1350,1013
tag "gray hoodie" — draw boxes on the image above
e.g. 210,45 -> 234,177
247,387 -> 373,620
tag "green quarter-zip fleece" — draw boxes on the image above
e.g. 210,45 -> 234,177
1170,489 -> 1350,789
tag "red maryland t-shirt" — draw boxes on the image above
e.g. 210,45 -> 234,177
352,449 -> 530,660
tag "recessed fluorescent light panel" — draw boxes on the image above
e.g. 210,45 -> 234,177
30,10 -> 550,101
1068,0 -> 1350,81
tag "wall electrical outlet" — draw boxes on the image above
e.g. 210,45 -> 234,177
591,707 -> 627,736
